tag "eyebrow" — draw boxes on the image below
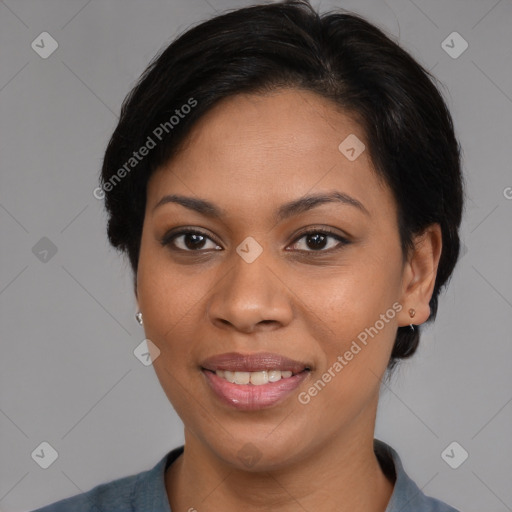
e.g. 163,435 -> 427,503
152,191 -> 370,221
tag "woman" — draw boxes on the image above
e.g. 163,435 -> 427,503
33,1 -> 464,510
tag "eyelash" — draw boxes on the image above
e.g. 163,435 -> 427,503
160,227 -> 350,255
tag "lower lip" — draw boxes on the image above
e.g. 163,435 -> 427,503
202,369 -> 309,410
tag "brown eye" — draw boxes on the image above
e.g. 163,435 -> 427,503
161,229 -> 222,251
289,229 -> 350,253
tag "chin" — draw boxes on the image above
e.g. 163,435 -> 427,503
200,425 -> 314,472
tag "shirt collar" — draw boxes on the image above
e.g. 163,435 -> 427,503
374,438 -> 450,511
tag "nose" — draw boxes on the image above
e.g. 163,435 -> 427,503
206,248 -> 294,334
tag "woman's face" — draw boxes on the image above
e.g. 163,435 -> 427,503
137,89 -> 420,470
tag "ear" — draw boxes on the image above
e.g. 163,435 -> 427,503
398,223 -> 442,327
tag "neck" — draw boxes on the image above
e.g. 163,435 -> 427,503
165,411 -> 394,512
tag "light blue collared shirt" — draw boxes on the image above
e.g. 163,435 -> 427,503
31,439 -> 461,511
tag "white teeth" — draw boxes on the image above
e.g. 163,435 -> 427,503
234,371 -> 250,384
268,370 -> 281,382
223,370 -> 235,383
249,371 -> 268,385
214,369 -> 296,385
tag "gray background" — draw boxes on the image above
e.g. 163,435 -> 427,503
1,0 -> 511,510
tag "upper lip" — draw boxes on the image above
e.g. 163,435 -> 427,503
201,352 -> 310,373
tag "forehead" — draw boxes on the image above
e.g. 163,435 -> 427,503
147,89 -> 394,222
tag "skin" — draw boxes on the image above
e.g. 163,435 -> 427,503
136,88 -> 442,512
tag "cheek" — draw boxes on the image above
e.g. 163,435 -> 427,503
302,257 -> 400,337
299,278 -> 398,423
137,267 -> 200,351
137,226 -> 193,321
136,240 -> 222,379
137,236 -> 184,348
136,252 -> 208,414
300,260 -> 400,393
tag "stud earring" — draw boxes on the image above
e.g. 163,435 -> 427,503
135,311 -> 143,326
409,308 -> 415,331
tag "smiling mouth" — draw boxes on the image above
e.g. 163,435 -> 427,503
200,351 -> 312,409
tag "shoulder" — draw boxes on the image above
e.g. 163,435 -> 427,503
374,439 -> 462,512
29,447 -> 184,512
